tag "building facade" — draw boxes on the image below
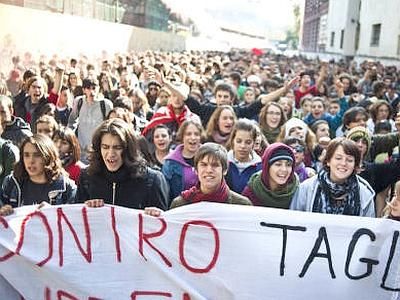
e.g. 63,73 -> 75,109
301,0 -> 400,63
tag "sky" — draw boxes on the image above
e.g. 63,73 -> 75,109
162,0 -> 300,39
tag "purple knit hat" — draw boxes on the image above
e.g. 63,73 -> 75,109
261,143 -> 296,189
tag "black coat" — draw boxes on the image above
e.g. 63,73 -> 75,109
77,166 -> 169,210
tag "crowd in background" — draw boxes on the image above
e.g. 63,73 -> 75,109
1,48 -> 400,219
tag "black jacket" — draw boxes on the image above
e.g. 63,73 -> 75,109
2,116 -> 32,147
77,166 -> 169,210
185,96 -> 263,126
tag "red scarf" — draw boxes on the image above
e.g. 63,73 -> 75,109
181,180 -> 230,204
142,104 -> 196,137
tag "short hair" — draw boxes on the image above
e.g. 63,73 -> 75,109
229,72 -> 241,83
323,137 -> 361,172
372,81 -> 386,95
194,142 -> 228,173
311,96 -> 327,109
53,126 -> 81,166
35,115 -> 59,135
114,96 -> 133,112
14,134 -> 64,182
214,83 -> 235,100
88,118 -> 146,178
175,120 -> 204,144
375,120 -> 392,133
342,107 -> 369,128
310,120 -> 329,134
82,78 -> 99,89
228,118 -> 257,150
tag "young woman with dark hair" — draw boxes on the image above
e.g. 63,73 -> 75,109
0,134 -> 76,216
53,126 -> 85,184
290,138 -> 375,217
77,118 -> 169,210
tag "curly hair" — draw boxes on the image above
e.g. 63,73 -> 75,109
88,118 -> 147,178
14,134 -> 64,183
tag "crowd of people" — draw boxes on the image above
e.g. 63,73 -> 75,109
1,48 -> 400,220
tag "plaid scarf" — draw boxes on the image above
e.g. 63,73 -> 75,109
312,169 -> 360,216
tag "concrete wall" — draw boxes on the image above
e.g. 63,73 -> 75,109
325,0 -> 360,57
0,3 -> 185,73
357,0 -> 400,59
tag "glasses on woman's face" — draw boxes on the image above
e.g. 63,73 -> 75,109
267,111 -> 281,116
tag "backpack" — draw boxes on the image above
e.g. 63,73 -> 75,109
77,97 -> 107,120
75,97 -> 107,135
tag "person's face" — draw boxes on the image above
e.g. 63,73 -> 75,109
215,90 -> 232,106
148,84 -> 159,96
327,145 -> 355,184
269,160 -> 293,191
377,104 -> 390,121
153,127 -> 171,152
300,75 -> 311,87
244,90 -> 255,104
29,80 -> 44,102
218,109 -> 235,135
182,124 -> 201,154
197,155 -> 225,194
289,143 -> 305,165
279,99 -> 291,116
301,100 -> 312,114
0,103 -> 13,124
36,123 -> 54,139
341,78 -> 350,91
311,100 -> 325,119
83,85 -> 98,99
353,138 -> 368,158
69,74 -> 77,86
54,138 -> 71,156
289,126 -> 306,141
158,91 -> 170,106
58,90 -> 70,107
233,130 -> 254,162
23,142 -> 46,182
101,133 -> 124,172
130,95 -> 142,113
329,103 -> 340,115
348,113 -> 367,129
170,93 -> 184,110
266,105 -> 282,129
315,123 -> 330,140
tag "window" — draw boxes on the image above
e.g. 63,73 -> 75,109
340,29 -> 344,49
330,31 -> 335,47
371,24 -> 381,46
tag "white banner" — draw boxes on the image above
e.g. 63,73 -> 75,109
0,203 -> 400,300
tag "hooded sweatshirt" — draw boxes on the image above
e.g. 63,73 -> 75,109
242,143 -> 299,208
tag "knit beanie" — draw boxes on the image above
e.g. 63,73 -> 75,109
268,148 -> 294,165
285,118 -> 308,139
346,126 -> 372,153
261,143 -> 296,189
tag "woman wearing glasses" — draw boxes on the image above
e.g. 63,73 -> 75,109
259,102 -> 286,144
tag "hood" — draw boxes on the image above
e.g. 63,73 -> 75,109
261,143 -> 296,189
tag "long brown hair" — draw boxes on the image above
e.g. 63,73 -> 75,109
88,118 -> 147,178
53,127 -> 81,167
14,135 -> 64,182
